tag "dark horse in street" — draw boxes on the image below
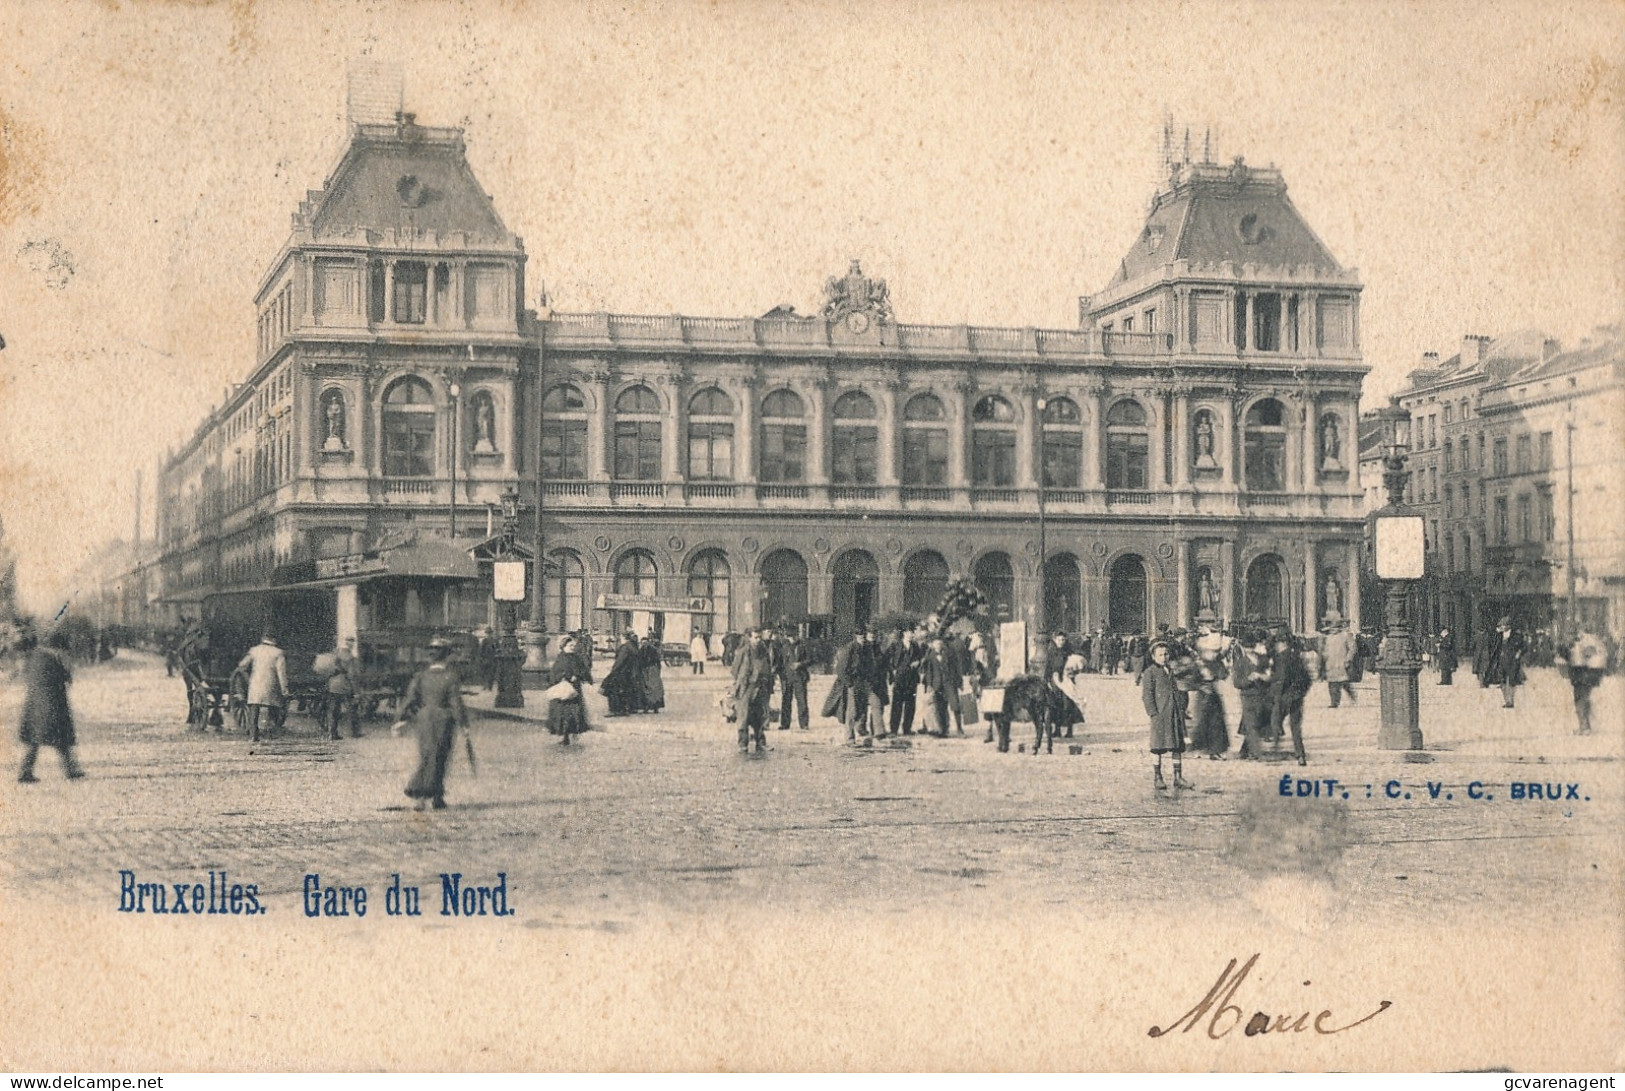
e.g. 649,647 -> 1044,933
992,675 -> 1083,755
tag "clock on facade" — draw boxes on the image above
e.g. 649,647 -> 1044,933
845,311 -> 871,334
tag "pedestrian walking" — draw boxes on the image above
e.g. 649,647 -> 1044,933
1129,632 -> 1149,684
1142,640 -> 1192,791
322,636 -> 362,739
546,634 -> 590,745
1268,629 -> 1312,766
1187,630 -> 1229,759
235,630 -> 288,744
600,632 -> 641,716
639,634 -> 666,713
920,635 -> 954,736
17,631 -> 85,783
1565,630 -> 1607,735
689,631 -> 709,675
886,629 -> 922,735
778,631 -> 812,730
1435,628 -> 1458,686
400,638 -> 471,810
1323,622 -> 1357,707
1484,616 -> 1527,709
1232,631 -> 1273,759
733,629 -> 777,753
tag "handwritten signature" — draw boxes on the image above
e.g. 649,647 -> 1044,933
1150,954 -> 1392,1040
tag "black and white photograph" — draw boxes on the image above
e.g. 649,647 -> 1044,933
0,0 -> 1621,1074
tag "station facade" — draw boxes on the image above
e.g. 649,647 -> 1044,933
158,113 -> 1369,645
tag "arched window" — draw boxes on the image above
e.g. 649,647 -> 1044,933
687,550 -> 731,635
1244,399 -> 1288,492
971,395 -> 1017,487
687,387 -> 735,481
1244,554 -> 1287,619
542,384 -> 589,479
614,385 -> 661,480
1443,439 -> 1454,474
543,549 -> 586,633
1040,396 -> 1082,489
382,376 -> 436,477
760,389 -> 806,483
1105,398 -> 1149,489
761,549 -> 810,626
902,550 -> 950,615
973,552 -> 1015,622
902,393 -> 948,486
832,390 -> 878,485
610,549 -> 658,636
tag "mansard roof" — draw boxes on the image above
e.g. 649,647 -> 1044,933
1108,159 -> 1345,289
295,116 -> 516,247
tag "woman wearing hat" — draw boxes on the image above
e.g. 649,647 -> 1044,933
546,634 -> 590,745
1141,640 -> 1192,791
401,638 -> 470,811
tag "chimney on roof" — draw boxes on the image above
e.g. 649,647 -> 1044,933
1421,351 -> 1440,370
347,58 -> 404,126
1461,335 -> 1490,368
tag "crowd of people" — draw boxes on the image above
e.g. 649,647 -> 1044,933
11,604 -> 1618,798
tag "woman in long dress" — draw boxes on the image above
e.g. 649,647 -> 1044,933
600,633 -> 642,715
546,635 -> 590,745
401,639 -> 470,811
639,637 -> 666,713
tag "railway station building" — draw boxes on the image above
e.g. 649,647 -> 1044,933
157,112 -> 1369,651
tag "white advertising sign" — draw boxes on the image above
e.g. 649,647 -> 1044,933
1374,515 -> 1426,580
493,560 -> 528,602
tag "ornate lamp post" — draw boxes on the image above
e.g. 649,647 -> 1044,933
492,484 -> 527,709
1035,395 -> 1049,634
1370,401 -> 1425,751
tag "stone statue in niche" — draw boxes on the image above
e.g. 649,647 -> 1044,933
321,391 -> 346,451
1192,409 -> 1219,470
1196,566 -> 1219,618
1319,412 -> 1343,471
1323,572 -> 1343,619
473,394 -> 496,454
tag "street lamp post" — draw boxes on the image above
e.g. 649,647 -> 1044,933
520,318 -> 550,686
493,484 -> 526,709
448,381 -> 461,539
1371,401 -> 1425,751
1036,396 -> 1048,634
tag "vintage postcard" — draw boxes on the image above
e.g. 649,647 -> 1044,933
1,0 -> 1621,1073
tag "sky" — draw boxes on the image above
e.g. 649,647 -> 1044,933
1,0 -> 1621,612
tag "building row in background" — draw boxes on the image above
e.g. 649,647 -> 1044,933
1385,325 -> 1624,650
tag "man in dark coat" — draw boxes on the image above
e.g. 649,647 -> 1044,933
1268,629 -> 1313,766
835,629 -> 880,743
733,629 -> 778,753
18,631 -> 84,783
1482,616 -> 1527,708
777,631 -> 812,731
919,635 -> 955,737
885,629 -> 923,735
600,632 -> 641,716
1043,631 -> 1072,687
1434,628 -> 1459,686
1231,631 -> 1273,759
